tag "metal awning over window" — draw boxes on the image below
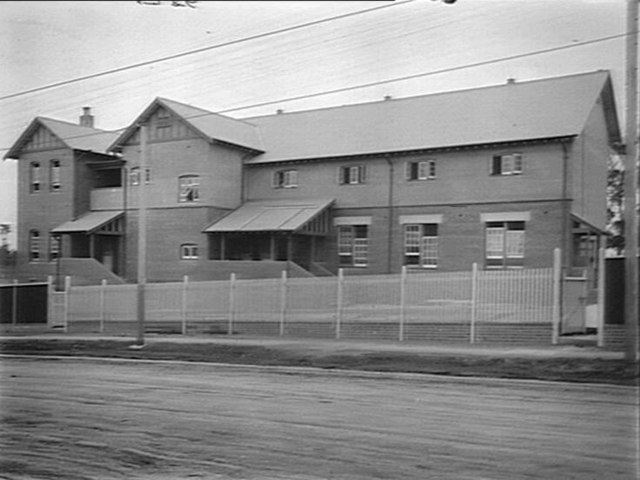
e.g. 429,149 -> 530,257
204,199 -> 333,234
52,211 -> 124,235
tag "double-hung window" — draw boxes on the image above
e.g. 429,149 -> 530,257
49,233 -> 60,262
272,169 -> 298,188
406,160 -> 436,181
491,153 -> 523,176
178,175 -> 200,202
338,165 -> 365,185
338,225 -> 368,267
485,221 -> 525,268
404,224 -> 438,268
30,162 -> 41,193
129,167 -> 150,186
50,160 -> 61,191
180,243 -> 199,259
29,230 -> 40,262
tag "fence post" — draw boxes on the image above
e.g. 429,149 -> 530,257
551,248 -> 562,345
336,268 -> 344,340
399,266 -> 407,342
100,279 -> 107,334
63,276 -> 71,333
597,247 -> 605,347
228,273 -> 236,336
181,275 -> 189,335
279,270 -> 287,337
11,279 -> 18,327
470,263 -> 478,344
47,276 -> 53,328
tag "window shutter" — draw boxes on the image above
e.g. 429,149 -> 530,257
359,165 -> 366,183
491,156 -> 502,175
337,166 -> 344,184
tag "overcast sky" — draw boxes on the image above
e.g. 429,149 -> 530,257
0,0 -> 629,247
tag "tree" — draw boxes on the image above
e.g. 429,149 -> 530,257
607,154 -> 624,255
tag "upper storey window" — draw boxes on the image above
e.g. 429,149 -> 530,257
491,153 -> 523,176
129,167 -> 150,186
178,175 -> 200,202
338,165 -> 366,185
30,162 -> 41,193
273,169 -> 298,189
50,159 -> 61,191
406,160 -> 436,181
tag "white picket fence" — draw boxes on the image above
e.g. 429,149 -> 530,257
50,262 -> 562,345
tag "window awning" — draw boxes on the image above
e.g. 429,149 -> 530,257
52,211 -> 124,234
204,198 -> 334,233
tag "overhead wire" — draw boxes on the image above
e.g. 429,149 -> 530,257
0,0 -> 415,102
0,28 -> 628,155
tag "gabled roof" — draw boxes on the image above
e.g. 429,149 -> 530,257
244,70 -> 620,164
4,117 -> 120,159
204,198 -> 334,233
108,97 -> 264,153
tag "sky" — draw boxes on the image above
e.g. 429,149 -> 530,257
0,0 -> 630,248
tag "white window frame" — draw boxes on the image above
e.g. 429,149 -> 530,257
50,159 -> 61,191
180,243 -> 199,259
338,165 -> 365,185
491,153 -> 523,176
338,225 -> 368,267
272,169 -> 298,189
29,229 -> 40,262
49,233 -> 60,262
404,224 -> 438,268
485,221 -> 525,268
407,160 -> 436,181
178,174 -> 200,203
30,162 -> 41,193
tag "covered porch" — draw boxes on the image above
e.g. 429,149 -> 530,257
204,199 -> 334,272
51,210 -> 125,276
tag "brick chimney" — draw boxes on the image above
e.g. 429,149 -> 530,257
79,106 -> 94,128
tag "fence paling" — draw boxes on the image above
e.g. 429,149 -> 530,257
60,265 -> 556,343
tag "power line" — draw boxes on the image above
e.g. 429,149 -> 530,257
0,0 -> 415,102
0,30 -> 630,155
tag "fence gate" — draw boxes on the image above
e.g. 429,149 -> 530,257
48,291 -> 68,330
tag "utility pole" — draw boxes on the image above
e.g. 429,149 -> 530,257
135,124 -> 148,347
624,0 -> 639,363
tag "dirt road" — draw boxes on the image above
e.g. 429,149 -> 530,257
1,357 -> 637,480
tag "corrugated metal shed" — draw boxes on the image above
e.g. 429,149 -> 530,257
244,70 -> 618,163
204,198 -> 334,233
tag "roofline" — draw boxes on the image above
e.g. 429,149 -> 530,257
243,70 -> 612,122
245,135 -> 578,166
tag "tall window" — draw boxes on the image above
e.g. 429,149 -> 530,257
404,224 -> 438,268
29,230 -> 40,262
272,169 -> 298,188
406,160 -> 436,181
178,175 -> 200,202
485,221 -> 525,268
338,225 -> 368,267
49,234 -> 60,261
50,159 -> 61,191
338,165 -> 366,185
30,162 -> 41,193
491,153 -> 523,176
180,243 -> 199,259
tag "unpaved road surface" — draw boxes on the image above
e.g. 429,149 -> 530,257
1,357 -> 637,480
